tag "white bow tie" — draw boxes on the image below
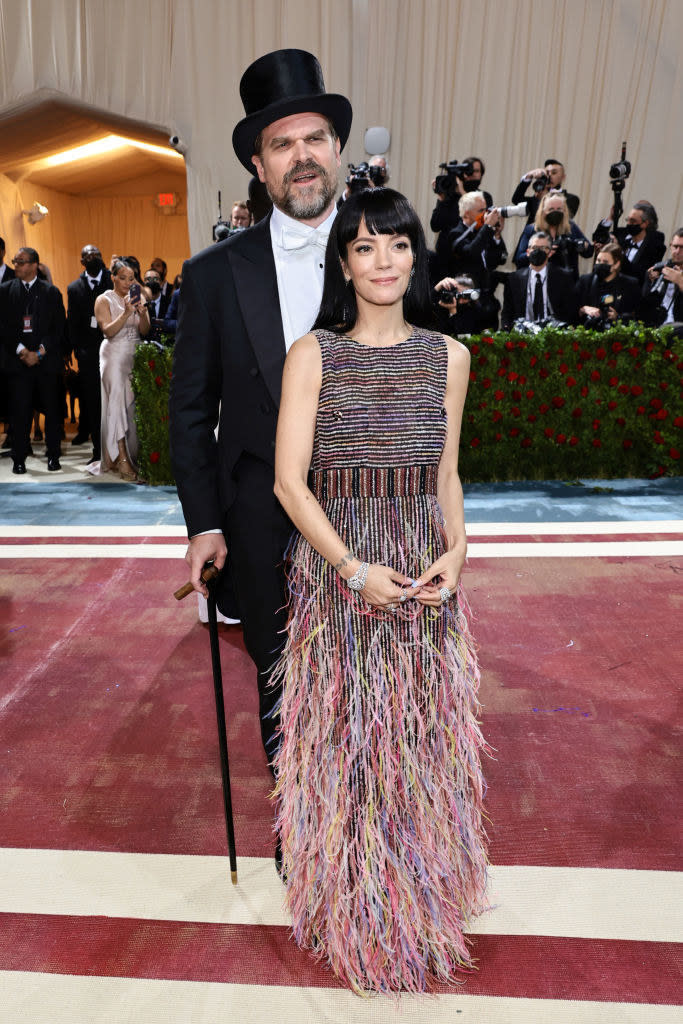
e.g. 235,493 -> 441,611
280,226 -> 330,252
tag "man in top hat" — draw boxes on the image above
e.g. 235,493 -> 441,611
170,49 -> 352,769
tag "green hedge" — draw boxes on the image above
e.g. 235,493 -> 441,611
458,323 -> 681,482
132,325 -> 682,486
132,342 -> 175,485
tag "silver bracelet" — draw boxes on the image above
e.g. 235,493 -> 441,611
346,561 -> 369,591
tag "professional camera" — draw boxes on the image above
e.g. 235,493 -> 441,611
489,201 -> 529,220
346,162 -> 375,194
512,316 -> 569,334
551,234 -> 592,265
533,173 -> 549,193
433,159 -> 475,197
583,290 -> 626,331
432,286 -> 480,305
212,220 -> 230,242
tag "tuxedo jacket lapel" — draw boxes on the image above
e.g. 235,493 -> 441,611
230,216 -> 287,408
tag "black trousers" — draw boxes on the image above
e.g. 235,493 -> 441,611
74,345 -> 102,457
9,368 -> 62,461
224,454 -> 293,768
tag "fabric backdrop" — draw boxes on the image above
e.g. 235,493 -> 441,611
0,0 -> 681,268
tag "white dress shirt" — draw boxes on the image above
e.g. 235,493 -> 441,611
196,203 -> 337,538
525,266 -> 551,320
270,204 -> 337,351
663,281 -> 677,323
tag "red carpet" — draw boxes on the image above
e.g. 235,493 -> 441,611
0,535 -> 681,1013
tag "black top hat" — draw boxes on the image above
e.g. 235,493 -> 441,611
232,49 -> 352,173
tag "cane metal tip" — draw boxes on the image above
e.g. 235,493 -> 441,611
230,870 -> 238,885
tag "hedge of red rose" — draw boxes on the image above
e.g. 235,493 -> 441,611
132,325 -> 681,486
458,323 -> 681,481
131,343 -> 174,485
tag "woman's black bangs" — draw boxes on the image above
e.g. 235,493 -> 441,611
336,189 -> 419,252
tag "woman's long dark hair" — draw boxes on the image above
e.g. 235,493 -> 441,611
313,187 -> 435,333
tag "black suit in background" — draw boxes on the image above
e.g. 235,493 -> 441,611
640,274 -> 683,328
613,228 -> 666,286
67,269 -> 112,457
448,222 -> 507,329
0,264 -> 16,420
170,216 -> 291,761
575,271 -> 641,323
0,277 -> 66,463
145,290 -> 172,343
501,265 -> 577,331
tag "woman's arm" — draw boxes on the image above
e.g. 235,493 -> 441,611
413,336 -> 471,606
137,302 -> 151,337
274,334 -> 413,609
95,293 -> 133,338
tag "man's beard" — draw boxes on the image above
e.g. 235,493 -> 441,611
266,159 -> 338,219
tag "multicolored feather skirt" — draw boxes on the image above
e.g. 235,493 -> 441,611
271,485 -> 490,994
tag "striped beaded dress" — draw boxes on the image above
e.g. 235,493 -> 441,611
272,326 -> 489,994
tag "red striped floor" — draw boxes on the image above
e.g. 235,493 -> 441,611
1,528 -> 681,1016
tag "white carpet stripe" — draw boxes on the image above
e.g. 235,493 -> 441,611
466,520 -> 683,535
1,973 -> 679,1023
0,849 -> 679,943
2,540 -> 683,559
1,520 -> 681,538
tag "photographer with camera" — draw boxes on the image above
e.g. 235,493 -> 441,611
448,191 -> 506,328
338,155 -> 388,205
576,242 -> 641,329
513,193 -> 592,278
502,231 -> 577,331
641,229 -> 683,330
511,159 -> 580,223
432,274 -> 490,336
610,203 -> 666,286
430,157 -> 492,277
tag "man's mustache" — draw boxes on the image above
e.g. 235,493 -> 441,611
283,160 -> 326,185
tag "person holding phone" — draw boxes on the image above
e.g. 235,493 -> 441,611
92,258 -> 149,479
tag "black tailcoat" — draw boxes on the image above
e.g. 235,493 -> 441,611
170,215 -> 292,761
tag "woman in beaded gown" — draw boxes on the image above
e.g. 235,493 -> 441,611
92,259 -> 149,480
272,189 -> 489,994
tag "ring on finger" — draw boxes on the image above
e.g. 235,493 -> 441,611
439,585 -> 451,604
399,592 -> 407,603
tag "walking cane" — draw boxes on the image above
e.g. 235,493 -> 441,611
174,562 -> 238,884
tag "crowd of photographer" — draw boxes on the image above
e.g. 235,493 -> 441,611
1,148 -> 681,479
425,149 -> 681,337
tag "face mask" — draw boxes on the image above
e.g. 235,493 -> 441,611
463,178 -> 481,192
545,210 -> 563,227
627,223 -> 642,237
84,257 -> 104,276
145,280 -> 161,295
594,262 -> 611,281
528,248 -> 548,267
473,211 -> 486,229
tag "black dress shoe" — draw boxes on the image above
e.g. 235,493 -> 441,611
12,461 -> 26,474
47,457 -> 61,471
71,434 -> 89,445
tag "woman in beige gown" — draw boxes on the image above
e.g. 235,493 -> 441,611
93,259 -> 150,480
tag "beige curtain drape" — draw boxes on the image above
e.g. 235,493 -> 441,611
1,0 -> 681,271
